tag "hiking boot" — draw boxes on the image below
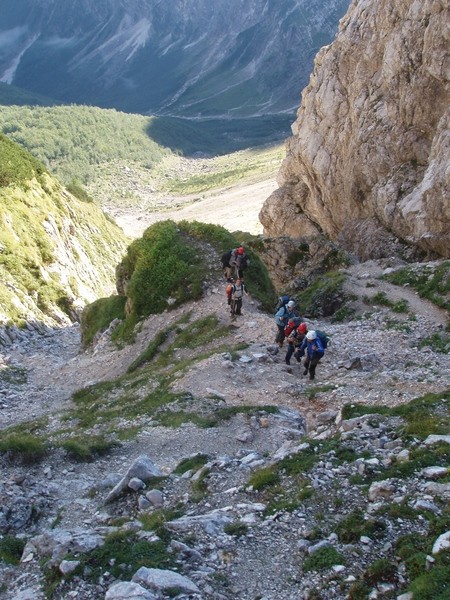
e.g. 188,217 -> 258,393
309,375 -> 315,380
303,369 -> 308,376
285,360 -> 290,365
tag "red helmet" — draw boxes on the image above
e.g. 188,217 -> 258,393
237,247 -> 245,255
288,320 -> 295,327
298,323 -> 307,333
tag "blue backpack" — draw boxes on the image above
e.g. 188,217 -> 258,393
316,330 -> 330,349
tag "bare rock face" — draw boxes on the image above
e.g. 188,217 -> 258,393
260,0 -> 450,259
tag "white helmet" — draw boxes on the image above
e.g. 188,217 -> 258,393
306,330 -> 317,340
287,300 -> 295,308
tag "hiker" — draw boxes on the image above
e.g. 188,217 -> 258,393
230,278 -> 247,316
285,322 -> 308,365
229,246 -> 248,279
297,330 -> 325,381
274,300 -> 297,347
221,246 -> 248,279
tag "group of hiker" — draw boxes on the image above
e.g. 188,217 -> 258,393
222,246 -> 249,317
274,295 -> 327,380
220,247 -> 327,379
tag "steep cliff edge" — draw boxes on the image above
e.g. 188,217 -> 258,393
260,0 -> 449,259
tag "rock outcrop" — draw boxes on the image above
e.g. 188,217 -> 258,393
260,0 -> 450,260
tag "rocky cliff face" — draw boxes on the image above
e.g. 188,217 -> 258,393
260,0 -> 450,260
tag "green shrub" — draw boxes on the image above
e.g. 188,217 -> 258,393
0,433 -> 47,463
0,132 -> 46,188
303,546 -> 345,572
0,535 -> 26,565
224,521 -> 248,537
116,220 -> 204,319
336,510 -> 383,543
248,467 -> 280,491
363,558 -> 397,585
173,454 -> 209,474
58,436 -> 121,462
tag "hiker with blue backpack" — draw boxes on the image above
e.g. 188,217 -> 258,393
297,330 -> 327,380
274,299 -> 298,347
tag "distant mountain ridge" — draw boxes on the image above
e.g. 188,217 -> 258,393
0,0 -> 349,118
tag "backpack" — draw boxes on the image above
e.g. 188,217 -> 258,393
316,330 -> 330,349
221,250 -> 232,267
225,283 -> 233,297
275,294 -> 292,311
232,284 -> 244,299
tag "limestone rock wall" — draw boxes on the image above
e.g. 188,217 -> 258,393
260,0 -> 449,259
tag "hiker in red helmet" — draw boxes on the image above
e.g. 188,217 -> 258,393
286,321 -> 308,365
229,246 -> 249,279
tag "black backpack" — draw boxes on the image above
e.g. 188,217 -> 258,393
221,250 -> 232,267
275,294 -> 292,311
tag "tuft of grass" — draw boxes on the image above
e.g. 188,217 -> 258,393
0,535 -> 26,565
248,467 -> 280,491
173,453 -> 209,474
58,436 -> 121,462
303,546 -> 346,572
224,521 -> 248,537
336,510 -> 385,543
127,328 -> 170,373
73,530 -> 175,583
363,558 -> 397,586
0,433 -> 47,463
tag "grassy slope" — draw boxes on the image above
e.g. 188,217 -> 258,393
0,133 -> 129,325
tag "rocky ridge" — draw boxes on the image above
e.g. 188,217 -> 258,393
0,257 -> 449,600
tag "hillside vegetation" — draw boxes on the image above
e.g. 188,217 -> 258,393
82,220 -> 276,346
0,134 -> 129,328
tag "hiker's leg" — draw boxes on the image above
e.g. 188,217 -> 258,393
225,266 -> 232,278
309,357 -> 320,380
236,299 -> 242,315
303,358 -> 310,376
285,344 -> 294,364
276,326 -> 285,346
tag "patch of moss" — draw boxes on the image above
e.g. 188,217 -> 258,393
296,271 -> 347,318
0,535 -> 26,565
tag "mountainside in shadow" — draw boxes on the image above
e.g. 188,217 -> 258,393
0,0 -> 349,119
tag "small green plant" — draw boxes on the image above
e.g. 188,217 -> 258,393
248,467 -> 280,491
73,530 -> 175,582
173,453 -> 209,474
336,510 -> 384,543
347,581 -> 371,600
0,365 -> 28,384
363,558 -> 397,585
0,433 -> 47,463
418,332 -> 450,354
0,535 -> 26,565
296,271 -> 348,318
224,521 -> 248,537
303,546 -> 345,572
58,436 -> 121,462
